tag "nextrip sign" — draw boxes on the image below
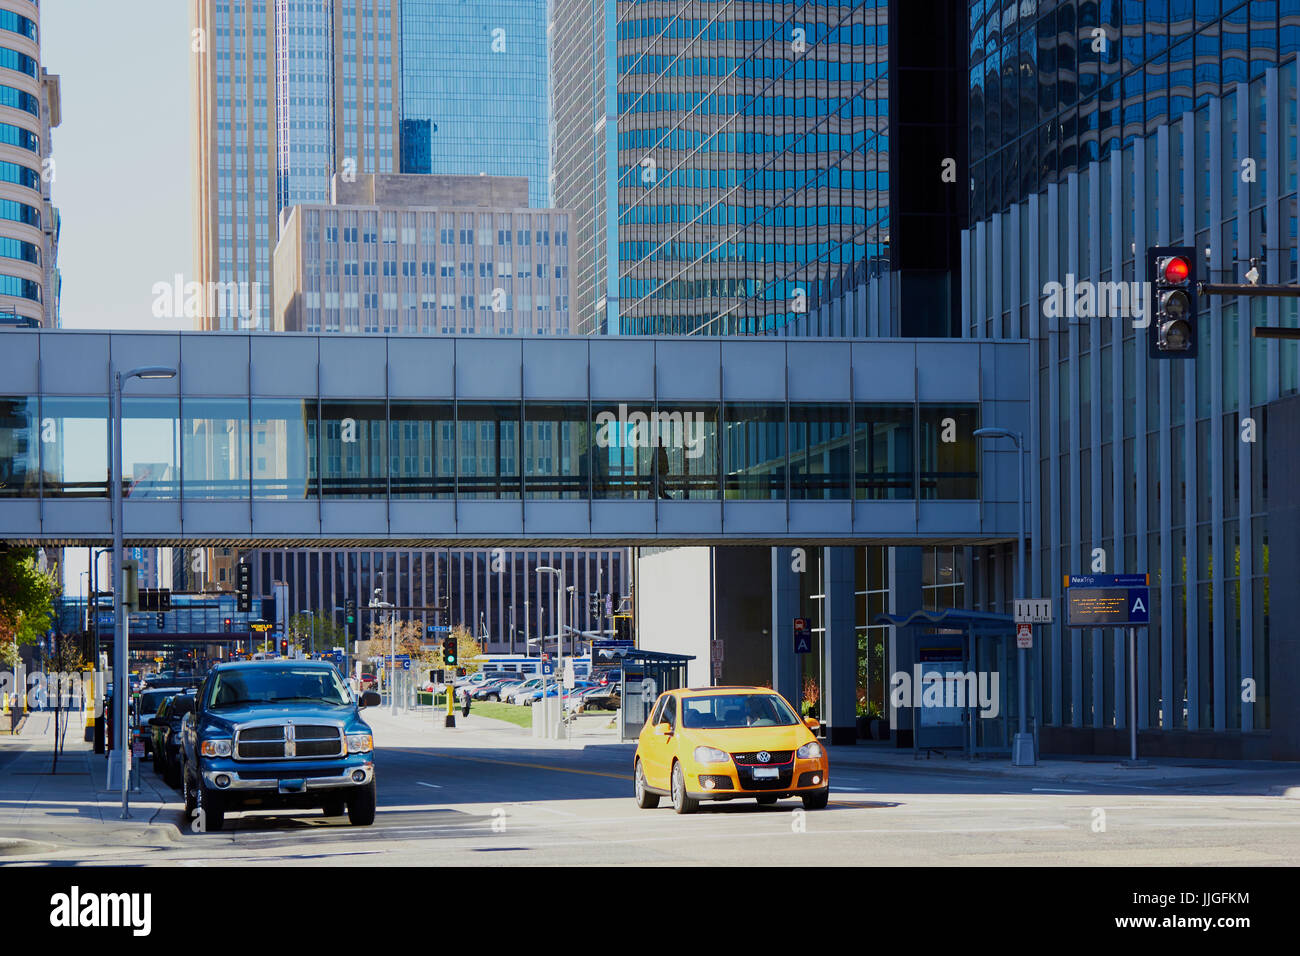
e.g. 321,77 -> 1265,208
1064,574 -> 1150,627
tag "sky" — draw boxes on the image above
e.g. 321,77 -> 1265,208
43,0 -> 193,331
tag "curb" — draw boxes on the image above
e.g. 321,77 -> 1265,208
1269,785 -> 1300,798
824,755 -> 1280,790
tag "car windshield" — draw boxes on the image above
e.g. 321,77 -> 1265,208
680,693 -> 800,729
206,666 -> 351,709
138,690 -> 175,714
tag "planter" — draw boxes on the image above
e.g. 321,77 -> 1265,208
856,715 -> 871,739
870,718 -> 890,740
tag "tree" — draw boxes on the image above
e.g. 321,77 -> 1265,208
46,636 -> 85,772
0,548 -> 60,669
287,610 -> 349,656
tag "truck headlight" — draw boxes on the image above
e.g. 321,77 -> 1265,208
199,738 -> 232,758
693,746 -> 728,764
346,733 -> 373,754
797,741 -> 823,760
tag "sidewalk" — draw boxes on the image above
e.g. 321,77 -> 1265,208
823,739 -> 1300,793
0,708 -> 182,848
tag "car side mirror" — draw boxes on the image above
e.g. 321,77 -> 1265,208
359,691 -> 382,709
655,722 -> 672,736
804,717 -> 821,730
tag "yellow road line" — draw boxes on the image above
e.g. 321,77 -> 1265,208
427,751 -> 631,781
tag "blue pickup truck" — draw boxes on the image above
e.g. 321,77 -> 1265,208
180,659 -> 381,831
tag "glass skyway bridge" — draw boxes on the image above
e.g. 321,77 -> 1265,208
0,331 -> 1028,546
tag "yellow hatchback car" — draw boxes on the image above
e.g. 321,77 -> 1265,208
633,686 -> 829,814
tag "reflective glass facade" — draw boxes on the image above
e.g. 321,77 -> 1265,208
970,0 -> 1300,220
552,0 -> 893,336
398,0 -> 549,205
615,0 -> 890,336
964,6 -> 1300,753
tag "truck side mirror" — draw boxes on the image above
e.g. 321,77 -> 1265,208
359,691 -> 381,709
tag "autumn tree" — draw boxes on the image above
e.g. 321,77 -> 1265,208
0,548 -> 59,669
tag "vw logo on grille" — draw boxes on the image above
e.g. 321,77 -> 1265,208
757,751 -> 771,763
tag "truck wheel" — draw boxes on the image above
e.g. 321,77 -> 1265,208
164,757 -> 181,790
200,787 -> 226,831
348,782 -> 377,826
322,797 -> 345,817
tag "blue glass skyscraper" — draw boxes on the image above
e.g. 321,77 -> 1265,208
398,0 -> 549,206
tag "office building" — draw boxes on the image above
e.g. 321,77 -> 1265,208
274,172 -> 572,334
0,0 -> 58,328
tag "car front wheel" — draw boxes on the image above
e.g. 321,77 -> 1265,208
671,762 -> 698,815
348,782 -> 377,826
801,789 -> 829,810
199,785 -> 226,831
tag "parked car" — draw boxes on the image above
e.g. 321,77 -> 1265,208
133,687 -> 185,755
180,660 -> 382,831
473,676 -> 521,701
149,693 -> 196,787
576,683 -> 621,712
505,677 -> 546,705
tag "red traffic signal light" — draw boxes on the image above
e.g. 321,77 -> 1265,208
280,639 -> 288,656
224,617 -> 232,632
1161,255 -> 1190,284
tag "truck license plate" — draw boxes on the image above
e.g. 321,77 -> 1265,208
278,779 -> 305,793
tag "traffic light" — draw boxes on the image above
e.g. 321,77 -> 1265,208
280,638 -> 289,657
224,617 -> 232,633
442,635 -> 457,666
159,589 -> 171,612
236,562 -> 251,613
1147,246 -> 1198,359
155,612 -> 164,629
344,599 -> 356,625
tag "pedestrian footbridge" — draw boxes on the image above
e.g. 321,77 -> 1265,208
0,330 -> 1028,547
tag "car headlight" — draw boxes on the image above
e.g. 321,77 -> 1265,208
693,745 -> 728,764
797,740 -> 824,760
199,738 -> 232,758
346,733 -> 373,754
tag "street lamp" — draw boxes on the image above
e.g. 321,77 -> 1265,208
370,587 -> 397,715
536,566 -> 566,738
973,425 -> 1035,767
112,365 -> 177,818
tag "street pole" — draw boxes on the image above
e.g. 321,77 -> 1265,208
1012,433 -> 1033,767
1128,626 -> 1138,764
111,372 -> 129,818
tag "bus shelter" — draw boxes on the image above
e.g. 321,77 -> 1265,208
873,608 -> 1020,757
618,650 -> 695,742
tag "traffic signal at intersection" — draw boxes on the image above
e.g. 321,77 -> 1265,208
442,635 -> 457,666
1147,246 -> 1198,359
236,561 -> 252,613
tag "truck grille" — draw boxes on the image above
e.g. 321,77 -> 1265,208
234,723 -> 343,760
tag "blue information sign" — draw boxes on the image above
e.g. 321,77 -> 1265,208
426,625 -> 450,635
1065,578 -> 1151,627
1065,573 -> 1149,588
542,661 -> 555,677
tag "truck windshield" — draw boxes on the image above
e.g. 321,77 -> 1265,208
207,667 -> 351,709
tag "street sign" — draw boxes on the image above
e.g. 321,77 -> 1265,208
1014,598 -> 1053,624
1065,573 -> 1149,588
425,624 -> 450,635
710,639 -> 724,663
711,660 -> 723,681
541,661 -> 554,677
793,618 -> 812,654
1016,623 -> 1033,649
1065,584 -> 1151,627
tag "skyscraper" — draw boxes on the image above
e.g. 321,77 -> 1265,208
0,0 -> 59,328
192,0 -> 400,331
398,0 -> 549,205
551,0 -> 966,338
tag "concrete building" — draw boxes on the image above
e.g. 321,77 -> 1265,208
0,0 -> 58,328
274,173 -> 573,335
